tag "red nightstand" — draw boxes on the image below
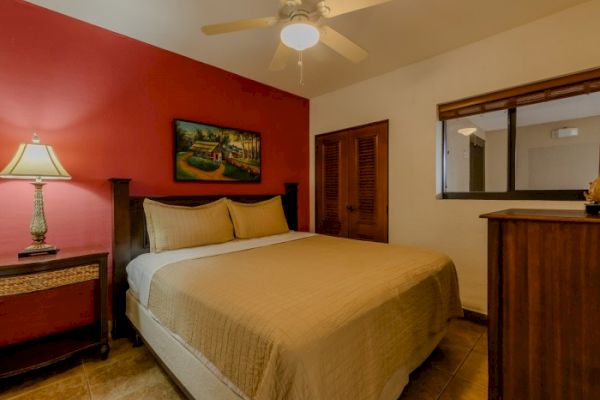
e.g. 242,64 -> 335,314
0,248 -> 109,378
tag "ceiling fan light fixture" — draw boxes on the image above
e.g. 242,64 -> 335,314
316,1 -> 331,16
458,127 -> 477,136
280,23 -> 320,51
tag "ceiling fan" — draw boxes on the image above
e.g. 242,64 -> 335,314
201,0 -> 392,71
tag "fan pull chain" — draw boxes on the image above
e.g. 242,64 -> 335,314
298,51 -> 304,86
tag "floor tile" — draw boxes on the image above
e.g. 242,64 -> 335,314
445,319 -> 486,349
85,345 -> 172,400
439,376 -> 487,400
472,333 -> 487,355
456,351 -> 487,388
426,336 -> 472,375
0,358 -> 85,400
115,369 -> 186,400
399,363 -> 452,400
82,339 -> 143,373
8,374 -> 90,400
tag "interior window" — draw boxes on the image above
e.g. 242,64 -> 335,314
515,92 -> 600,190
444,111 -> 508,192
439,68 -> 600,199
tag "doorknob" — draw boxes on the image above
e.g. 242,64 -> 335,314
346,205 -> 355,212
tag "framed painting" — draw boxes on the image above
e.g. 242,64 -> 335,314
174,119 -> 261,182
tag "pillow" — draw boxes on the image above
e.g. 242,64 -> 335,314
143,198 -> 234,253
227,196 -> 290,239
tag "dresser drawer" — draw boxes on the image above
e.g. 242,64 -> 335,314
0,280 -> 98,347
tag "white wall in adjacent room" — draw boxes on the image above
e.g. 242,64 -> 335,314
515,115 -> 600,190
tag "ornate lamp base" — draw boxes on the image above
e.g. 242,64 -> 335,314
17,180 -> 60,258
19,243 -> 59,258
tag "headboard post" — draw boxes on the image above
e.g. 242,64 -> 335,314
110,178 -> 132,339
283,182 -> 299,231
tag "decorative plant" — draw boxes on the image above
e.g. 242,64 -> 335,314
584,177 -> 600,204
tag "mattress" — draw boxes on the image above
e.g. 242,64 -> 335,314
128,233 -> 462,400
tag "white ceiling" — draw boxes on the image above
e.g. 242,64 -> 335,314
26,0 -> 590,98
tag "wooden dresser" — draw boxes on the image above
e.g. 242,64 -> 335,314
481,209 -> 600,400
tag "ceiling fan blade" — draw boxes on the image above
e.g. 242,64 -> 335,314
201,16 -> 279,35
319,26 -> 368,63
269,42 -> 294,71
322,0 -> 391,18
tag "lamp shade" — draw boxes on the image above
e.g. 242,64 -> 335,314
0,134 -> 71,180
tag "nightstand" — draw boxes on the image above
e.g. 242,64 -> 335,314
0,249 -> 109,378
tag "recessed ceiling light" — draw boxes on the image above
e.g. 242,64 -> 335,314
458,127 -> 477,136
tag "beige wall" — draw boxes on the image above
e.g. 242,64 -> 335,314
515,115 -> 600,189
483,115 -> 600,193
309,0 -> 600,313
485,130 -> 508,192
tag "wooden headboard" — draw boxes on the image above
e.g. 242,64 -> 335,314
109,178 -> 299,338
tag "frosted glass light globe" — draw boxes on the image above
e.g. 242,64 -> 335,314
280,23 -> 320,51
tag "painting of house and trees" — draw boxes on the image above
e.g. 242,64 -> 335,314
174,119 -> 261,182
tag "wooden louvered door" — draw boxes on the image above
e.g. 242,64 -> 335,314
347,122 -> 388,242
315,132 -> 348,237
316,121 -> 388,243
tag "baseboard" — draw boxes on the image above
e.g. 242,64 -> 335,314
462,308 -> 488,325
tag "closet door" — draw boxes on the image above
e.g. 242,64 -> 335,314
315,132 -> 348,237
315,121 -> 388,243
347,122 -> 388,243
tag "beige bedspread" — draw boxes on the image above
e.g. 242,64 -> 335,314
148,235 -> 462,400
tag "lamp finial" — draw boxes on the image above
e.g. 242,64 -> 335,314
32,133 -> 40,144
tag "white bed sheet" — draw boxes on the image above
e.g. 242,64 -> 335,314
126,231 -> 316,306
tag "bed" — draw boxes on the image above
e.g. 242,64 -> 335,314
110,179 -> 462,400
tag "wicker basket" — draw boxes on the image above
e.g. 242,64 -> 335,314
0,264 -> 99,297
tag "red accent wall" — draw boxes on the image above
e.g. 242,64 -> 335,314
0,1 -> 309,261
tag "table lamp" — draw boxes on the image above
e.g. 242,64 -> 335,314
0,133 -> 71,257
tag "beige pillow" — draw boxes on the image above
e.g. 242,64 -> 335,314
143,198 -> 234,252
227,196 -> 290,239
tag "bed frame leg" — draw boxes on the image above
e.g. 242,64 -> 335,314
100,343 -> 110,360
132,333 -> 143,347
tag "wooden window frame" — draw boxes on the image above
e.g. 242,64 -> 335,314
439,67 -> 600,201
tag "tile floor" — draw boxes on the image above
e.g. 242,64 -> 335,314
0,319 -> 487,400
400,319 -> 488,400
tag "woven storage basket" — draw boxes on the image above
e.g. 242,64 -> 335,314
0,264 -> 99,297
